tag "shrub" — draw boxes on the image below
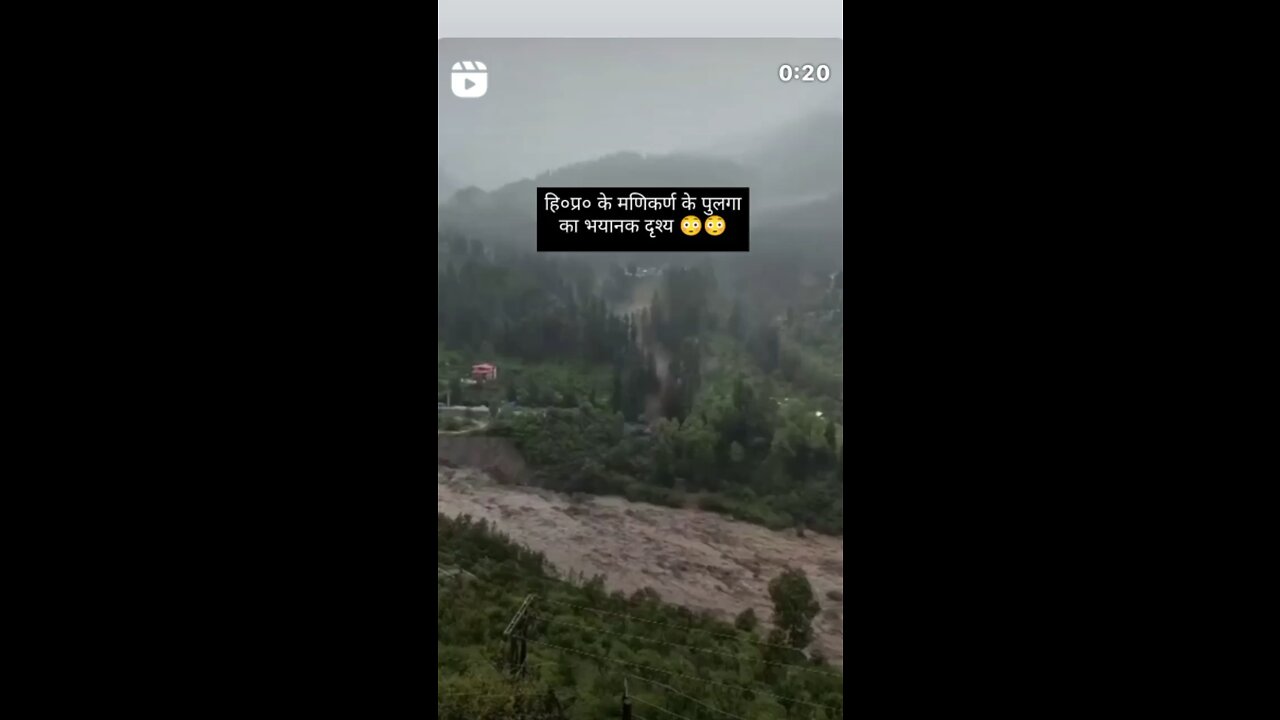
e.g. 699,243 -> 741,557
623,482 -> 685,509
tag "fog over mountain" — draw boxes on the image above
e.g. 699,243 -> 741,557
438,167 -> 459,202
437,111 -> 843,267
437,38 -> 844,284
438,39 -> 843,191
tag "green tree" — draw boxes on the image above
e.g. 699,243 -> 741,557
678,415 -> 719,490
728,300 -> 745,340
768,568 -> 820,649
735,608 -> 759,633
437,513 -> 843,720
652,419 -> 680,486
752,326 -> 781,373
611,365 -> 624,414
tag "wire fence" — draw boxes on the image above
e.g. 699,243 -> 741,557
543,617 -> 842,679
522,636 -> 843,713
540,598 -> 814,654
440,554 -> 844,719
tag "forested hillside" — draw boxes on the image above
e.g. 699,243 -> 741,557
438,233 -> 844,535
438,515 -> 844,720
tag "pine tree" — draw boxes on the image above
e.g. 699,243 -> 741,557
611,365 -> 624,415
728,300 -> 745,340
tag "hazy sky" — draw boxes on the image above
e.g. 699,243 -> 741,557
438,39 -> 843,190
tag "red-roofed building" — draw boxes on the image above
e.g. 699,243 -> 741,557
471,364 -> 498,382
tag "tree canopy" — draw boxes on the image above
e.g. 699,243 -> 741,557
440,235 -> 844,535
769,568 -> 821,650
437,514 -> 843,720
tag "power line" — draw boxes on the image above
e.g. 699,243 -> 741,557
540,598 -> 812,654
440,561 -> 842,709
631,697 -> 700,720
446,574 -> 825,676
441,567 -> 835,672
544,617 -> 843,679
434,558 -> 563,592
522,637 -> 842,713
630,676 -> 752,720
438,691 -> 524,701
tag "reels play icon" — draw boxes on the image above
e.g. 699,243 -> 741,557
451,61 -> 488,98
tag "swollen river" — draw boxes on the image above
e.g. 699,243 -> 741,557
438,467 -> 844,666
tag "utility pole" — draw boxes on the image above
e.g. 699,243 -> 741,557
503,594 -> 534,677
622,678 -> 633,720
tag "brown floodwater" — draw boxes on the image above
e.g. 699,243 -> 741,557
438,467 -> 844,665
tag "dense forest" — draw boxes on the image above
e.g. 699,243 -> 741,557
438,233 -> 844,534
438,514 -> 843,720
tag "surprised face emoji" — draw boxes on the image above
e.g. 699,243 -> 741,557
680,215 -> 702,236
704,215 -> 726,236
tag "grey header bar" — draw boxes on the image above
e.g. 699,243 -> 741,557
438,0 -> 844,39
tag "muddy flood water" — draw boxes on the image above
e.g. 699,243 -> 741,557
438,467 -> 844,665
